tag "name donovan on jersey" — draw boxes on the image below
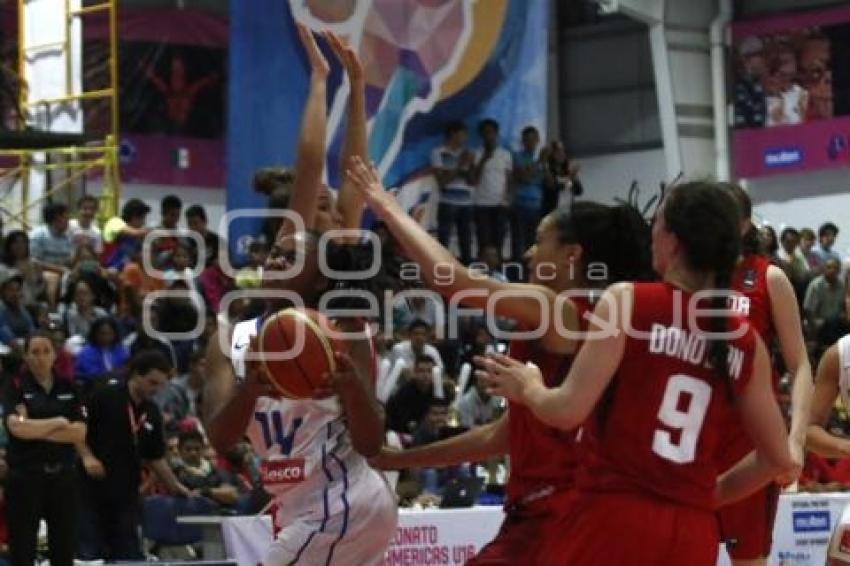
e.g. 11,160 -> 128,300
648,324 -> 745,380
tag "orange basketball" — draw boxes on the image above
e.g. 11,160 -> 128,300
258,307 -> 342,399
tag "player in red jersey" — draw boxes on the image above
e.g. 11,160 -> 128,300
346,157 -> 653,564
480,181 -> 799,566
717,184 -> 813,566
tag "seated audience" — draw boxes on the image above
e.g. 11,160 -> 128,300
156,351 -> 205,431
0,273 -> 33,347
456,375 -> 502,429
389,319 -> 444,370
102,198 -> 151,271
0,231 -> 46,307
172,430 -> 239,508
804,257 -> 845,338
59,277 -> 108,341
74,316 -> 130,386
29,202 -> 73,273
386,356 -> 438,434
68,194 -> 103,253
185,205 -> 221,268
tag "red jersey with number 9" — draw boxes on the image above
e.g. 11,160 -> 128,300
575,282 -> 757,510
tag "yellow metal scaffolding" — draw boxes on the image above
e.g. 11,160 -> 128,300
2,0 -> 120,229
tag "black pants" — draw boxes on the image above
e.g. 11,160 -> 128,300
77,478 -> 144,561
6,466 -> 77,566
474,206 -> 506,258
437,202 -> 473,264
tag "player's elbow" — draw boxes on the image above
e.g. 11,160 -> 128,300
352,431 -> 383,459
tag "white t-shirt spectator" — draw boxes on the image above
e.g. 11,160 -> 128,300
456,387 -> 502,428
68,219 -> 103,253
389,340 -> 444,370
473,147 -> 512,206
431,146 -> 473,206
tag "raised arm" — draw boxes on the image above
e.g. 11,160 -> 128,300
281,22 -> 331,238
767,265 -> 813,471
806,345 -> 850,457
346,157 -> 578,355
325,32 -> 367,235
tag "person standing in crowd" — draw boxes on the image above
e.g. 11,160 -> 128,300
510,126 -> 545,264
101,198 -> 151,271
804,257 -> 846,338
68,195 -> 103,254
470,118 -> 512,256
29,202 -> 73,272
542,140 -> 582,217
3,332 -> 87,566
59,277 -> 109,341
432,121 -> 475,265
456,375 -> 502,429
389,319 -> 444,370
386,356 -> 439,434
717,185 -> 813,566
349,156 -> 654,565
76,350 -> 193,561
478,182 -> 796,565
185,204 -> 221,268
800,227 -> 820,270
778,227 -> 810,297
813,222 -> 842,270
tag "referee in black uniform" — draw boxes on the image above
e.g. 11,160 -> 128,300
3,331 -> 86,566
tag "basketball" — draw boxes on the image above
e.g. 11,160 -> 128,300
258,307 -> 342,399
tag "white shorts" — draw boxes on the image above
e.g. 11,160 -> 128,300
263,467 -> 398,566
828,504 -> 850,565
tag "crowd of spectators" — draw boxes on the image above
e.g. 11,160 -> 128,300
0,140 -> 849,560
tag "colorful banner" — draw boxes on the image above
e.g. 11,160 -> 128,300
732,6 -> 850,178
84,8 -> 228,187
226,0 -> 549,264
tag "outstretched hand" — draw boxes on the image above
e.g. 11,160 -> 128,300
346,156 -> 399,216
323,31 -> 363,83
296,21 -> 330,79
474,353 -> 543,405
313,351 -> 364,400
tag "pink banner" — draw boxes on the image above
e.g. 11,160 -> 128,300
119,135 -> 225,188
734,117 -> 850,178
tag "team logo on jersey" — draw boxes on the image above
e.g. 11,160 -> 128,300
742,269 -> 758,290
261,458 -> 306,485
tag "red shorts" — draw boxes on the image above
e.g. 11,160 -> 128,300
468,490 -> 575,565
539,492 -> 719,566
717,482 -> 780,560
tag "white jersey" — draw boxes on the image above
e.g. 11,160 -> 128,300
232,317 -> 363,509
839,335 -> 850,413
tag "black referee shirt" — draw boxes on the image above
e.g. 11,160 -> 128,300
83,377 -> 166,502
2,373 -> 84,471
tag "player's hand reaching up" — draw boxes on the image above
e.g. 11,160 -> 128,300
475,353 -> 544,405
324,31 -> 363,84
296,21 -> 330,80
346,156 -> 400,217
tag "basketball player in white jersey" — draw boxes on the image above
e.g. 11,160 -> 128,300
204,25 -> 396,565
808,335 -> 850,565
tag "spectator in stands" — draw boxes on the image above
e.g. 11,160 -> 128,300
386,356 -> 438,434
68,195 -> 103,254
172,429 -> 238,508
411,397 -> 469,496
118,236 -> 164,319
216,440 -> 269,514
0,231 -> 46,307
471,119 -> 512,255
76,350 -> 192,561
59,277 -> 108,342
543,140 -> 582,216
163,243 -> 200,298
779,227 -> 810,298
185,205 -> 220,268
389,319 -> 444,370
156,350 -> 205,431
74,316 -> 130,386
152,195 -> 183,269
198,260 -> 232,313
124,304 -> 178,369
29,202 -> 73,273
456,374 -> 502,429
432,121 -> 474,265
510,126 -> 545,263
760,225 -> 781,262
60,244 -> 116,309
0,273 -> 33,347
392,290 -> 443,334
235,240 -> 269,289
804,257 -> 846,337
800,227 -> 820,270
812,222 -> 842,269
102,198 -> 151,271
